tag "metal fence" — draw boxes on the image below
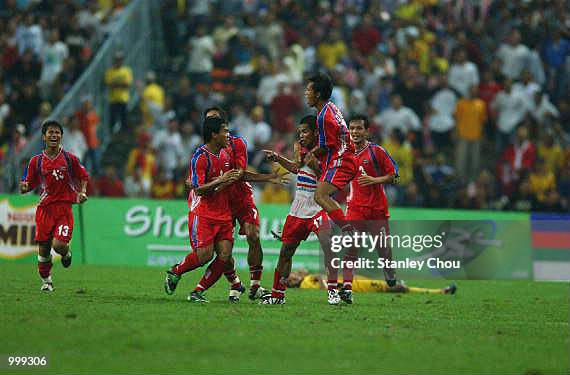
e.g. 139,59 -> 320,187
2,0 -> 164,192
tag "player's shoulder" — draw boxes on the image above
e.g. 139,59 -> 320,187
369,143 -> 389,155
191,145 -> 209,162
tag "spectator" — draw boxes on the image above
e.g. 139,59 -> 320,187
496,29 -> 530,81
375,94 -> 421,140
538,134 -> 564,176
152,118 -> 184,179
455,85 -> 487,180
76,96 -> 100,176
140,71 -> 165,128
448,49 -> 479,98
492,78 -> 527,150
270,83 -> 302,135
126,133 -> 156,197
351,14 -> 381,56
187,25 -> 215,83
151,169 -> 175,199
179,120 -> 201,169
104,51 -> 132,133
383,128 -> 413,205
528,158 -> 560,211
317,30 -> 348,70
428,75 -> 458,151
542,30 -> 569,103
497,126 -> 537,196
529,91 -> 559,126
172,77 -> 194,122
39,29 -> 68,99
63,117 -> 88,161
96,165 -> 125,197
248,105 -> 271,151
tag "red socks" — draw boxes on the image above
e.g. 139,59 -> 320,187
195,257 -> 226,292
271,270 -> 287,298
249,265 -> 263,291
38,255 -> 52,279
224,266 -> 242,289
342,254 -> 356,290
172,252 -> 201,275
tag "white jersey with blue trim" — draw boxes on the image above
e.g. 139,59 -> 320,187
289,165 -> 321,219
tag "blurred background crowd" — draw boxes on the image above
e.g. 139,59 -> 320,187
1,0 -> 569,212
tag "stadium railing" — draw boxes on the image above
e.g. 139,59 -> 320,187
3,0 -> 164,191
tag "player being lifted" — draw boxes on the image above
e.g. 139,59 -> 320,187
202,106 -> 274,302
261,115 -> 340,305
304,73 -> 357,233
20,120 -> 89,291
341,114 -> 399,304
164,117 -> 243,302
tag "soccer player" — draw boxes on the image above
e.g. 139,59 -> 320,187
261,115 -> 340,305
304,73 -> 357,232
164,116 -> 243,302
20,120 -> 89,292
340,114 -> 398,304
202,106 -> 270,301
286,269 -> 457,295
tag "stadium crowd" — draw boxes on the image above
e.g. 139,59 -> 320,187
0,0 -> 127,190
3,0 -> 570,213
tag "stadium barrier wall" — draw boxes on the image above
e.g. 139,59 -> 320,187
0,195 -> 568,280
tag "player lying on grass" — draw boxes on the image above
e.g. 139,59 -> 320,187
20,120 -> 89,292
260,115 -> 341,305
164,116 -> 286,303
339,114 -> 399,305
287,269 -> 457,295
202,106 -> 286,302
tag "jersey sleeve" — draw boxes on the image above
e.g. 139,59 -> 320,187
69,153 -> 89,181
22,155 -> 40,190
190,151 -> 209,188
232,137 -> 248,169
372,145 -> 397,176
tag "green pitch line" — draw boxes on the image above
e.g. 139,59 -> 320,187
0,264 -> 568,374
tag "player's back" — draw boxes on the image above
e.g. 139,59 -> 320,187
24,149 -> 87,207
317,101 -> 355,161
188,145 -> 232,221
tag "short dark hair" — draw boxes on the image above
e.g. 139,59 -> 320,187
299,115 -> 317,130
203,116 -> 226,142
308,72 -> 333,101
349,114 -> 369,129
41,120 -> 63,135
203,106 -> 227,121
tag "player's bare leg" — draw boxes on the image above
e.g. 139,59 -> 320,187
190,240 -> 234,303
315,181 -> 352,233
165,245 -> 215,295
38,240 -> 54,291
262,242 -> 298,305
52,238 -> 72,268
244,222 -> 267,299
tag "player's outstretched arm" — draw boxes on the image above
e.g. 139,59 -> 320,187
263,150 -> 299,174
358,173 -> 396,187
196,169 -> 242,195
242,169 -> 289,185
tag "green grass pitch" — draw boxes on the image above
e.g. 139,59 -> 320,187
0,263 -> 568,374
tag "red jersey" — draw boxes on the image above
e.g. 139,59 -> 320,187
316,101 -> 355,168
225,135 -> 253,198
188,145 -> 232,221
347,143 -> 397,216
23,148 -> 89,207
